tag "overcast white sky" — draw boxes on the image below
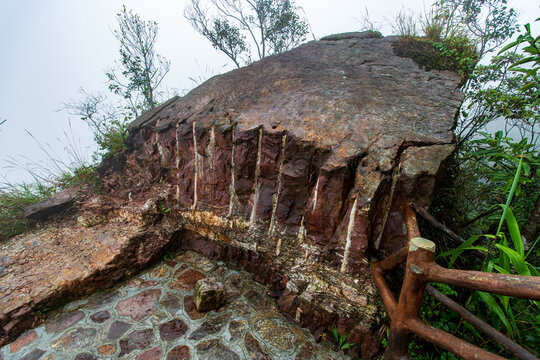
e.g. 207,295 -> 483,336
0,0 -> 538,184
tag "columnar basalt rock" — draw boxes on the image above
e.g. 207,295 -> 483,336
1,32 -> 463,355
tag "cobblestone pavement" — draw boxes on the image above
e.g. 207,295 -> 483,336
0,251 -> 348,359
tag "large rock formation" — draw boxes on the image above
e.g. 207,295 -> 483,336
1,32 -> 462,356
101,31 -> 461,346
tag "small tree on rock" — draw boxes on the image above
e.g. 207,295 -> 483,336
63,7 -> 170,158
185,0 -> 309,68
107,5 -> 170,118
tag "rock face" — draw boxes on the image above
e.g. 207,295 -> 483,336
96,32 -> 461,347
108,31 -> 460,263
0,32 -> 463,352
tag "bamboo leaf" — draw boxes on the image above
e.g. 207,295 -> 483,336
498,40 -> 519,53
495,244 -> 530,276
477,292 -> 513,337
439,234 -> 487,267
504,208 -> 524,257
498,233 -> 510,274
492,264 -> 509,274
496,156 -> 523,235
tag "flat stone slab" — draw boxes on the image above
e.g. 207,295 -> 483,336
0,210 -> 159,346
24,187 -> 77,220
0,252 -> 349,359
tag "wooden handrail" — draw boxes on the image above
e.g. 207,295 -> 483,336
371,206 -> 540,360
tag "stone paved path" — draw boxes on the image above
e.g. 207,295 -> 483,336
0,251 -> 349,359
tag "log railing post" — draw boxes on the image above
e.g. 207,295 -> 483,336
385,237 -> 435,360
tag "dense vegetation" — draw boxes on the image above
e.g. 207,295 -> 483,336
386,1 -> 539,357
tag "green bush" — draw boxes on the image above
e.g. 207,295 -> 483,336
95,121 -> 128,159
393,35 -> 479,83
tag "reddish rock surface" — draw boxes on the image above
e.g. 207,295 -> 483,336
96,32 -> 460,343
116,289 -> 161,321
118,328 -> 154,357
166,345 -> 191,360
158,318 -> 188,340
9,331 -> 36,353
45,311 -> 84,333
98,344 -> 115,356
107,321 -> 132,341
0,32 -> 463,351
89,310 -> 110,323
184,295 -> 205,320
170,269 -> 206,291
136,347 -> 163,360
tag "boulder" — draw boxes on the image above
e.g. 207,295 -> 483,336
193,278 -> 227,312
95,32 -> 462,354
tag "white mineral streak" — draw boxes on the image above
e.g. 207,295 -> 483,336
208,126 -> 216,171
156,133 -> 165,164
249,128 -> 263,225
228,127 -> 239,217
175,125 -> 181,202
276,238 -> 282,256
311,175 -> 320,213
269,134 -> 287,237
297,215 -> 306,241
341,197 -> 358,273
175,125 -> 181,169
192,122 -> 198,209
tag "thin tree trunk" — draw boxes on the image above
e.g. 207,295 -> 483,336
522,192 -> 540,246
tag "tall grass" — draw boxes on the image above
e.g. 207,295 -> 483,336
0,122 -> 97,240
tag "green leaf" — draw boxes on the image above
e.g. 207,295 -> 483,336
504,208 -> 524,257
495,244 -> 530,276
510,55 -> 537,66
498,40 -> 519,53
341,343 -> 354,350
492,264 -> 510,274
339,334 -> 347,347
333,326 -> 339,342
439,234 -> 487,267
525,235 -> 540,260
504,301 -> 519,338
496,156 -> 523,235
477,291 -> 513,337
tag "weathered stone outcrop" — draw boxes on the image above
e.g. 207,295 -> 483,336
24,187 -> 77,220
0,32 -> 463,357
100,31 -> 461,349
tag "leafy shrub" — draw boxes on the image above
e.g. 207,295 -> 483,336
437,157 -> 540,356
393,35 -> 479,82
94,120 -> 128,159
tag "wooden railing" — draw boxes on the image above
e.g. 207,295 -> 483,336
372,207 -> 540,360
